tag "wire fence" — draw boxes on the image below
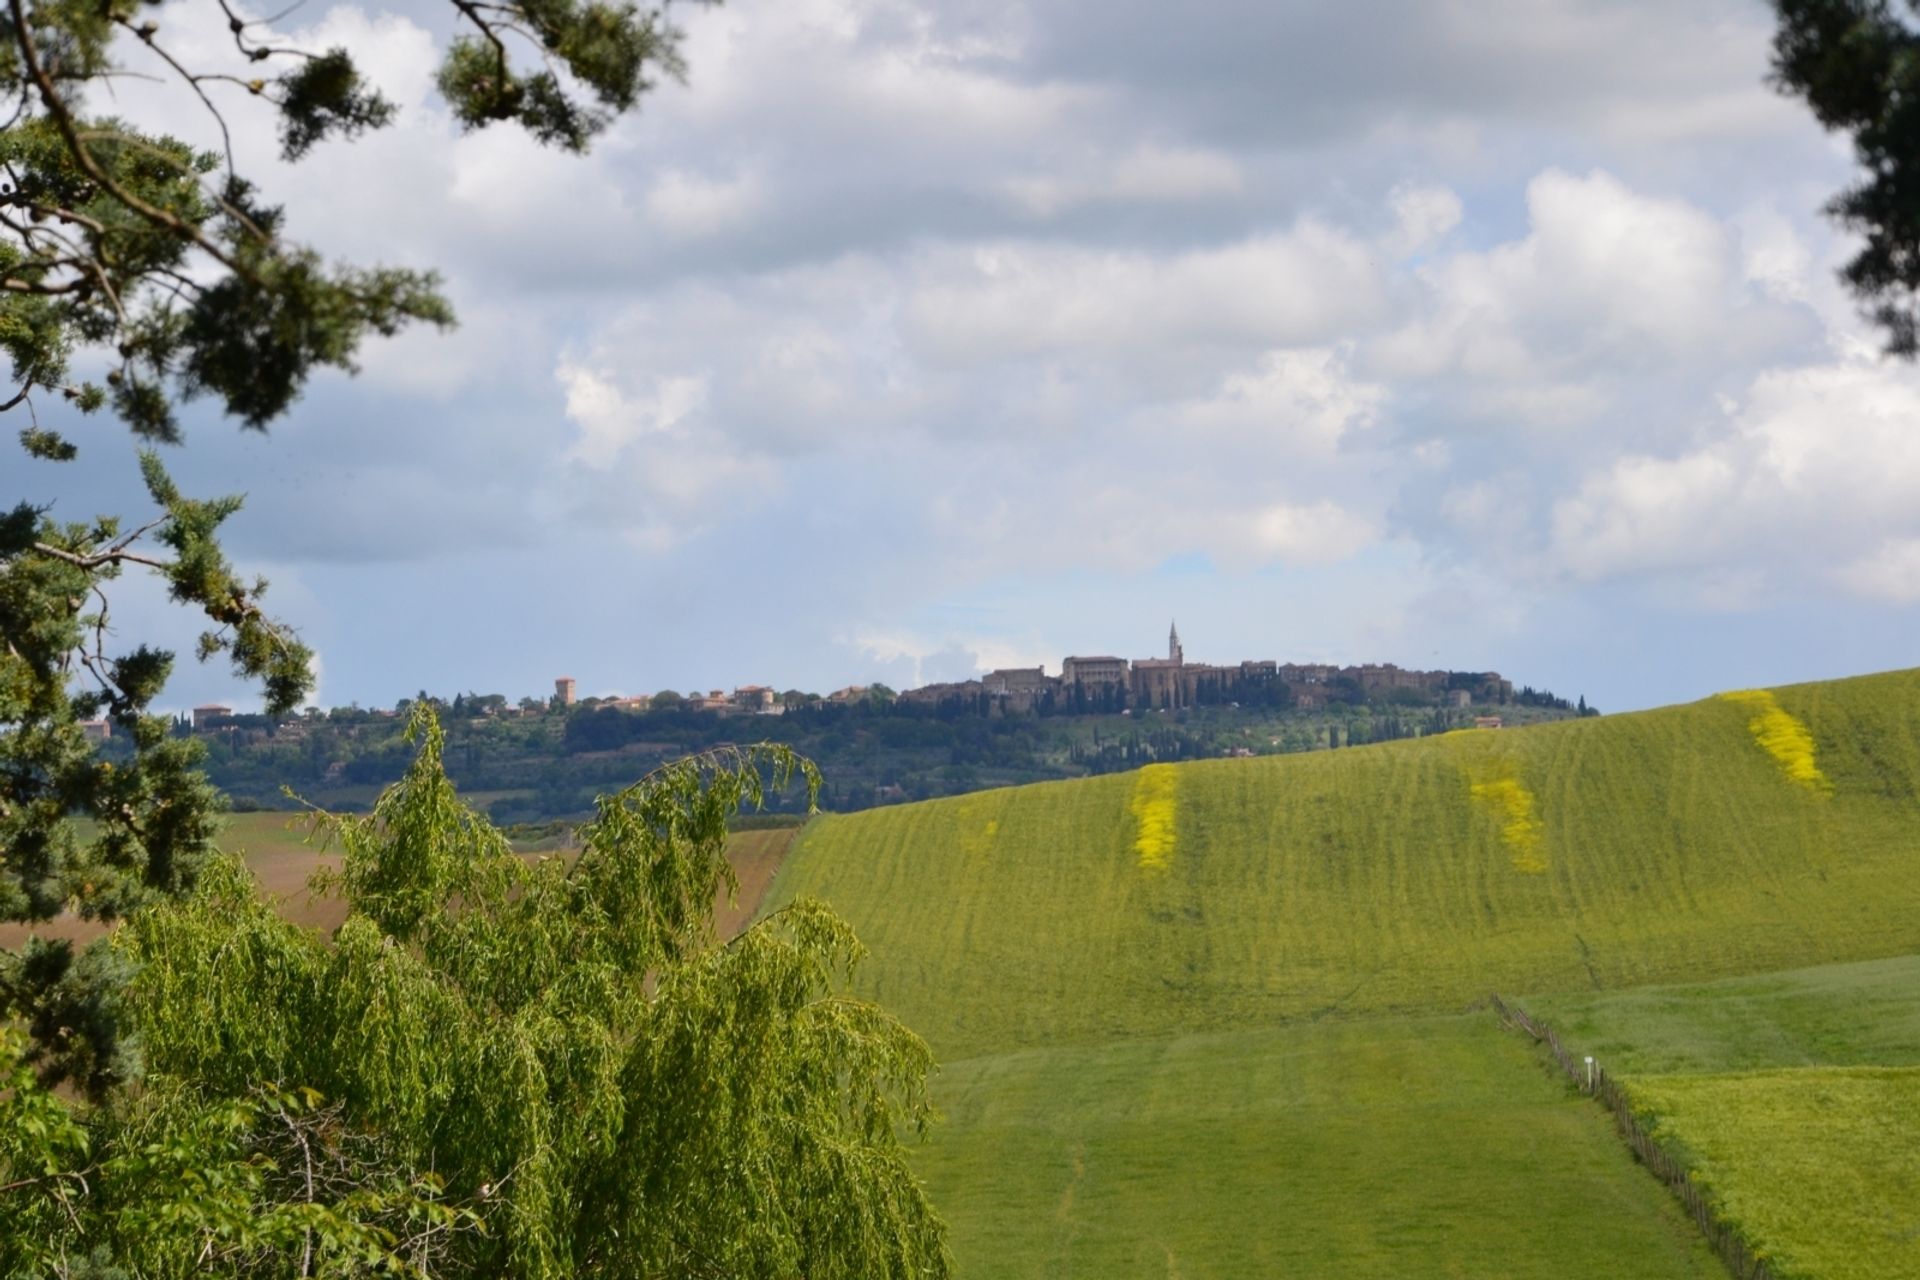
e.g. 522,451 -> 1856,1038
1488,993 -> 1777,1280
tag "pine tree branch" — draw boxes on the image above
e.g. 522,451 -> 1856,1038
7,0 -> 250,275
30,540 -> 171,572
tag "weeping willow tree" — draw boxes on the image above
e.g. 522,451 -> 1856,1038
1,707 -> 951,1276
2,0 -> 951,1266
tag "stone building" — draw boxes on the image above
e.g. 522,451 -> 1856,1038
1130,658 -> 1184,710
732,685 -> 779,713
1132,622 -> 1176,704
898,679 -> 986,711
983,666 -> 1052,713
982,667 -> 1049,694
1058,655 -> 1128,712
1061,655 -> 1128,689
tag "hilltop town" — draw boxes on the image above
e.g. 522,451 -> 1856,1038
898,622 -> 1513,716
126,624 -> 1575,820
156,622 -> 1520,740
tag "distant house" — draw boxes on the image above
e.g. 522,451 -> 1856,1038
732,685 -> 779,713
687,690 -> 733,713
826,685 -> 870,705
1474,716 -> 1504,730
79,718 -> 112,743
192,704 -> 233,731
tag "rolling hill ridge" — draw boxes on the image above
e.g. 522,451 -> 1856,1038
770,667 -> 1920,1058
761,668 -> 1920,1276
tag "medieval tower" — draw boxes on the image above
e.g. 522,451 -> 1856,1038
1169,620 -> 1184,665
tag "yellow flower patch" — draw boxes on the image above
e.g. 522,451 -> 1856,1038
1469,770 -> 1547,874
1719,689 -> 1832,794
957,804 -> 1001,857
1129,764 -> 1178,872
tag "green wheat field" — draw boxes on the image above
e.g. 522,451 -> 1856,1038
1533,957 -> 1920,1279
763,667 -> 1920,1277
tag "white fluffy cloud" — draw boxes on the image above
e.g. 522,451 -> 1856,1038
644,168 -> 768,239
904,222 -> 1385,368
559,365 -> 711,471
1373,169 -> 1809,399
1386,183 -> 1464,257
1839,540 -> 1920,605
1548,357 -> 1920,591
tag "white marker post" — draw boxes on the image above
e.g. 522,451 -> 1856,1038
1584,1055 -> 1595,1093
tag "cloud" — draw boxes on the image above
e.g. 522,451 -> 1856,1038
1372,169 -> 1811,403
1551,451 -> 1743,580
1838,539 -> 1920,605
1001,142 -> 1246,217
1546,356 -> 1920,590
559,364 -> 711,471
1176,347 -> 1384,456
1387,183 -> 1463,257
553,364 -> 781,550
1244,502 -> 1377,567
842,630 -> 1050,686
644,168 -> 768,238
904,221 -> 1384,367
1012,0 -> 1807,154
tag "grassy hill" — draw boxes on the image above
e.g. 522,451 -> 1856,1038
763,667 -> 1920,1276
921,1015 -> 1719,1278
774,668 -> 1920,1058
1528,957 -> 1920,1279
1530,953 -> 1920,1074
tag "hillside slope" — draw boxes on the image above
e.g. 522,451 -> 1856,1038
761,669 -> 1920,1276
769,668 -> 1920,1058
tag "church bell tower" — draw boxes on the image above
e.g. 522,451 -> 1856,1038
1169,620 -> 1183,665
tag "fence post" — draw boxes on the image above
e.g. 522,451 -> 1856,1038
1489,994 -> 1773,1280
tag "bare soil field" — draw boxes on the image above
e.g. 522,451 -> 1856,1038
0,812 -> 803,948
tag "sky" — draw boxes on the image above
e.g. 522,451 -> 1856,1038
22,0 -> 1920,714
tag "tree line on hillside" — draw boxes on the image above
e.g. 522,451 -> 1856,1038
171,690 -> 1594,822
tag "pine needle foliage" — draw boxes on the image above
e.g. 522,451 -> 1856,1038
1772,0 -> 1920,355
106,706 -> 951,1278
